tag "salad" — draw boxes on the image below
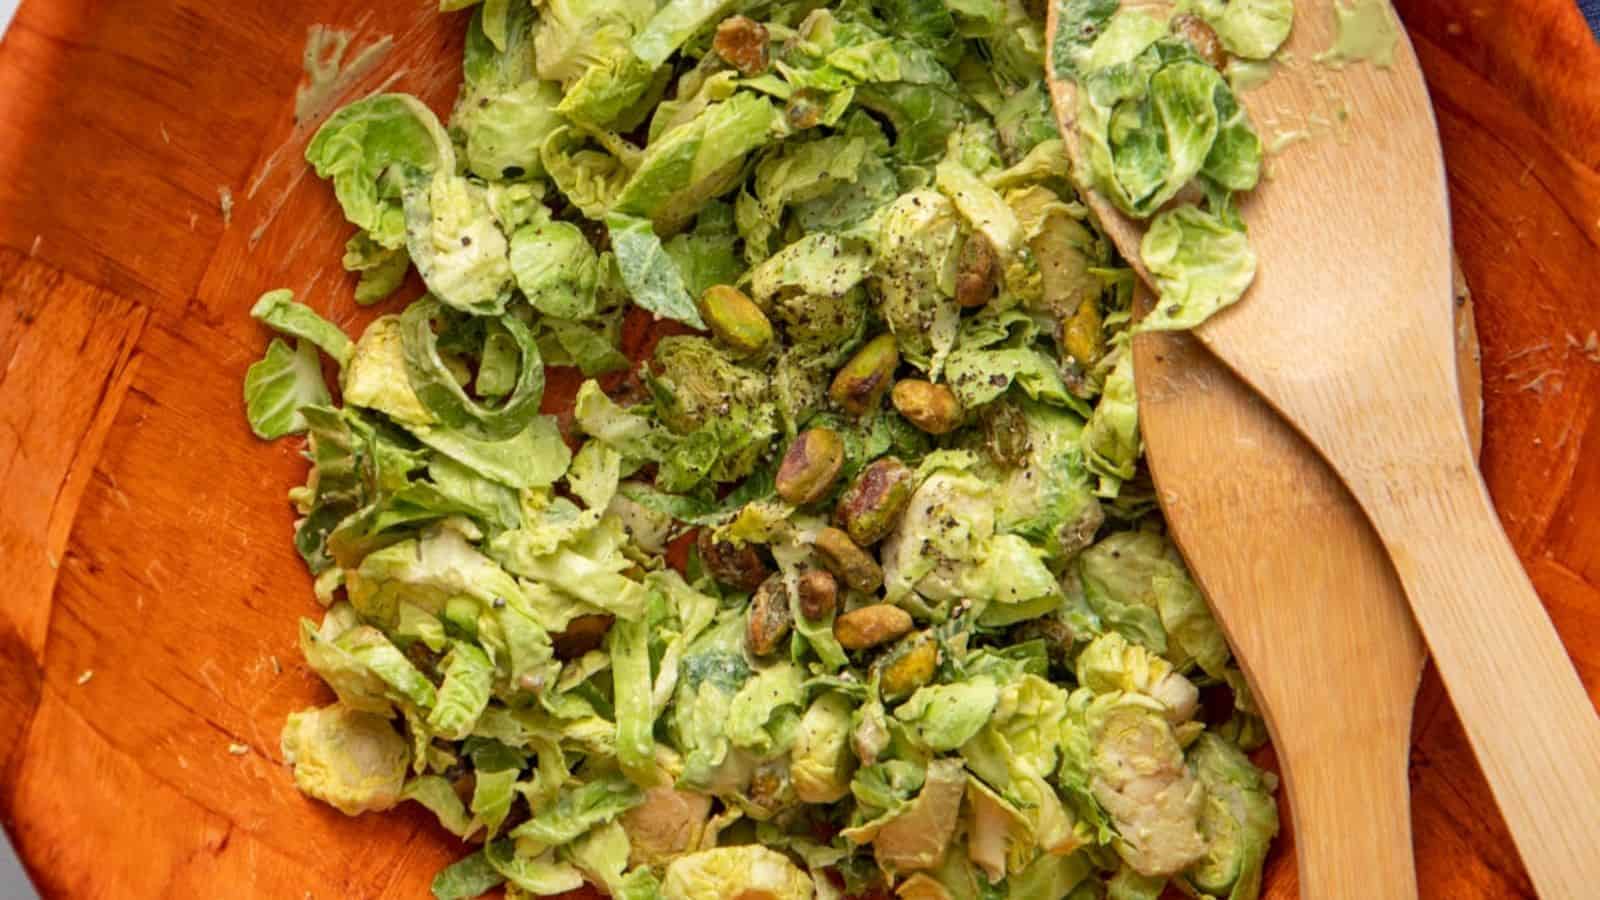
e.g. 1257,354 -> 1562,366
243,0 -> 1293,897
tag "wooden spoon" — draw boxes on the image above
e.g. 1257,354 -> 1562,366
1131,267 -> 1480,900
1046,3 -> 1600,895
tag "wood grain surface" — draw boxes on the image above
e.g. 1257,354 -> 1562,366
0,1 -> 1596,898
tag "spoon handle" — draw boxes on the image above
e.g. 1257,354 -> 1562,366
1287,737 -> 1418,900
1136,323 -> 1430,900
1357,451 -> 1600,897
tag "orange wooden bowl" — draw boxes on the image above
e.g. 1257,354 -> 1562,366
0,2 -> 1597,897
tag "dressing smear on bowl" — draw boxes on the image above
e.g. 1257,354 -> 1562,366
1317,0 -> 1401,68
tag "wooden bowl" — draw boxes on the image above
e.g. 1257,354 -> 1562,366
0,1 -> 1596,897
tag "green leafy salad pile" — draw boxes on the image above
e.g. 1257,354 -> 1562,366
1054,0 -> 1294,330
242,0 -> 1292,898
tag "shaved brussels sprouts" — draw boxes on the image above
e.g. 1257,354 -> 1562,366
661,845 -> 813,900
250,0 -> 1289,893
282,704 -> 410,816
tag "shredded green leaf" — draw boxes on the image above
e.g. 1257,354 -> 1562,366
250,4 -> 1287,897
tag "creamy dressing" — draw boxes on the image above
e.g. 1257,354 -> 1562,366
1267,130 -> 1310,153
1226,59 -> 1276,92
296,25 -> 395,125
1316,0 -> 1400,69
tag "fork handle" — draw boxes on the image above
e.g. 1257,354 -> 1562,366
1355,454 -> 1600,898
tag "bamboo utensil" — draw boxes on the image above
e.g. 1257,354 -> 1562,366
1046,3 -> 1600,895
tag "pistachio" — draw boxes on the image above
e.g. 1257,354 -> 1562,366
713,15 -> 771,77
553,614 -> 615,661
699,285 -> 773,357
746,574 -> 794,656
776,427 -> 846,505
797,569 -> 839,621
786,88 -> 825,130
697,529 -> 771,592
834,604 -> 914,651
1062,297 -> 1105,369
955,232 -> 999,309
891,380 -> 963,435
829,334 -> 899,416
747,760 -> 792,814
979,401 -> 1031,468
1171,14 -> 1228,70
879,636 -> 939,699
835,457 -> 915,546
813,527 -> 884,593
